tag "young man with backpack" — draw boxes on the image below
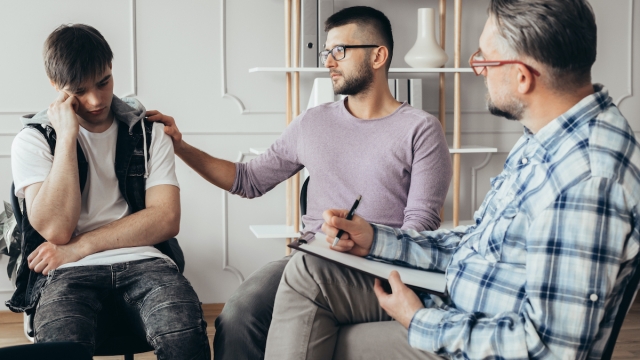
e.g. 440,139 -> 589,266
7,24 -> 210,359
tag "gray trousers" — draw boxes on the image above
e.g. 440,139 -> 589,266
34,258 -> 210,359
264,252 -> 442,360
213,256 -> 291,360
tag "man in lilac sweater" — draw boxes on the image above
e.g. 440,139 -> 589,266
148,6 -> 452,359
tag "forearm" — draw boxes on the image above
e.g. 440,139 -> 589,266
175,141 -> 236,190
28,135 -> 81,244
368,224 -> 463,271
408,308 -> 533,359
73,204 -> 180,257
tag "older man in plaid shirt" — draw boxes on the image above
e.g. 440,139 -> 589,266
264,0 -> 640,359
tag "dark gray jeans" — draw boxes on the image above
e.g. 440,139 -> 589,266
34,258 -> 210,359
214,256 -> 291,360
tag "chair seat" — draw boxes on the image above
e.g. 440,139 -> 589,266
93,293 -> 154,356
95,336 -> 153,356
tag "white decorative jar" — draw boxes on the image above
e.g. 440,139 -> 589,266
404,8 -> 449,68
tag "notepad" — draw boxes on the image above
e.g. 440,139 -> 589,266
288,232 -> 446,296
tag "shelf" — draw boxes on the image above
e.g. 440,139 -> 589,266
448,146 -> 497,154
249,67 -> 474,74
250,225 -> 300,239
250,147 -> 267,155
251,146 -> 497,156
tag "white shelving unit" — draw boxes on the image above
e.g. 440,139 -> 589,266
250,225 -> 300,239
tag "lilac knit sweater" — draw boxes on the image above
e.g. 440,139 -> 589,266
230,99 -> 453,233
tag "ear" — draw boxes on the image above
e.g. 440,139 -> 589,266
108,62 -> 112,70
371,46 -> 389,71
515,63 -> 535,95
49,79 -> 59,91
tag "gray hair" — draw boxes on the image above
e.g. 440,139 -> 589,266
488,0 -> 597,92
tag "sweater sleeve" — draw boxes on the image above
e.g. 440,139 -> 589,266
402,115 -> 452,231
230,113 -> 305,199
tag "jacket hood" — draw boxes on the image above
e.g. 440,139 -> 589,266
20,95 -> 146,133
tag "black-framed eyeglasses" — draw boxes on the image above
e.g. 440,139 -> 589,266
319,45 -> 379,65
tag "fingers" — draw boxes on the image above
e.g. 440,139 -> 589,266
56,91 -> 69,103
164,125 -> 178,137
322,209 -> 349,223
387,271 -> 404,293
145,110 -> 176,127
64,94 -> 79,112
27,247 -> 38,262
32,258 -> 48,274
328,238 -> 354,252
373,278 -> 390,299
330,214 -> 362,234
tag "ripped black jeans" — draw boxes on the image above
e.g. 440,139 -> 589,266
33,258 -> 210,359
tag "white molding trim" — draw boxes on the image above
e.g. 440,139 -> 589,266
615,0 -> 634,107
0,0 -> 137,114
220,0 -> 285,115
120,0 -> 138,98
220,151 -> 256,284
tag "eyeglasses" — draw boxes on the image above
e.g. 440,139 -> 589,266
319,45 -> 379,66
469,49 -> 541,76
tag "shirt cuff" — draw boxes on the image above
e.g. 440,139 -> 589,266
368,223 -> 401,261
407,307 -> 446,352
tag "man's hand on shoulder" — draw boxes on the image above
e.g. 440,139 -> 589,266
27,239 -> 84,275
146,110 -> 184,153
48,91 -> 80,140
321,209 -> 374,257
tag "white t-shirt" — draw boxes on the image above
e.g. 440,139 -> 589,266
11,120 -> 180,269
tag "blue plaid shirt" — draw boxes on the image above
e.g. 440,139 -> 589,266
369,85 -> 640,359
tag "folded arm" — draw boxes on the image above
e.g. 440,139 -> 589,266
24,137 -> 80,245
24,93 -> 83,245
28,184 -> 180,274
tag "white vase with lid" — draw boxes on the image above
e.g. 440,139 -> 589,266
404,8 -> 449,68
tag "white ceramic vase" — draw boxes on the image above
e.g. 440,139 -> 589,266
404,8 -> 448,68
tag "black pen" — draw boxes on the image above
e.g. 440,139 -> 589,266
332,195 -> 362,247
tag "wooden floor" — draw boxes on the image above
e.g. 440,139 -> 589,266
1,302 -> 639,359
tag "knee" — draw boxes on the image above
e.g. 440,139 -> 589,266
216,286 -> 268,331
284,252 -> 333,282
153,325 -> 211,360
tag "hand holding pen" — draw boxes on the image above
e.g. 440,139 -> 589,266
332,195 -> 362,247
321,205 -> 374,257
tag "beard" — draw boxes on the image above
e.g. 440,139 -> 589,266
487,97 -> 524,121
485,79 -> 525,121
331,60 -> 374,96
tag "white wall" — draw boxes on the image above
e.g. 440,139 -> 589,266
0,0 -> 637,307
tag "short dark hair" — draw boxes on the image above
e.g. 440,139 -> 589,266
43,24 -> 113,92
488,0 -> 597,91
325,6 -> 394,71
